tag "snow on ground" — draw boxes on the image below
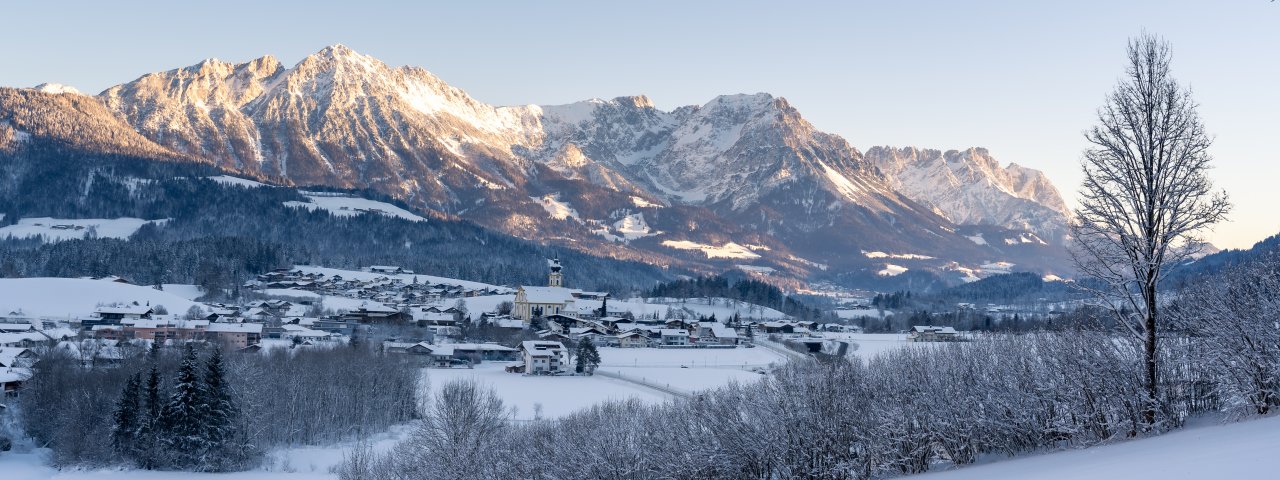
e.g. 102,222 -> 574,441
209,175 -> 269,188
630,196 -> 661,208
821,333 -> 913,360
531,194 -> 580,221
611,213 -> 659,239
736,265 -> 776,274
291,266 -> 504,292
0,217 -> 166,242
284,193 -> 425,222
878,264 -> 909,276
159,284 -> 205,301
833,308 -> 888,319
425,362 -> 669,420
981,261 -> 1016,274
595,366 -> 768,393
863,251 -> 935,260
0,278 -> 201,318
918,415 -> 1280,480
661,240 -> 761,259
599,346 -> 785,368
967,234 -> 988,245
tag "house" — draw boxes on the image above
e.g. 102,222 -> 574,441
518,340 -> 566,374
0,323 -> 35,333
206,323 -> 264,349
908,325 -> 960,342
0,347 -> 37,368
513,258 -> 578,321
405,343 -> 455,367
1,367 -> 31,396
313,317 -> 356,336
342,303 -> 406,323
616,331 -> 650,348
760,322 -> 796,334
448,343 -> 520,362
659,329 -> 690,346
82,305 -> 154,328
369,265 -> 412,275
698,322 -> 740,346
123,319 -> 208,342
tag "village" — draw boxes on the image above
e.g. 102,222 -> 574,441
1,259 -> 899,399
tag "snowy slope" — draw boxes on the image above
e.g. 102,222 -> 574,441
0,217 -> 166,242
284,193 -> 426,222
918,415 -> 1280,480
0,278 -> 201,318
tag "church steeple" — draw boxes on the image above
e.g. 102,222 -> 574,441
547,257 -> 563,287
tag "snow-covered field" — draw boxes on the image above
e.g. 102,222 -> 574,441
0,217 -> 166,242
592,346 -> 785,394
208,175 -> 269,188
0,278 -> 202,318
424,363 -> 669,420
819,332 -> 914,360
918,415 -> 1280,480
284,193 -> 426,222
660,240 -> 762,259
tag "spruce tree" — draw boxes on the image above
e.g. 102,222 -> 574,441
202,347 -> 242,471
136,365 -> 163,469
159,344 -> 206,470
111,373 -> 142,461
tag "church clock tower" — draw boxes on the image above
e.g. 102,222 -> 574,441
547,257 -> 564,287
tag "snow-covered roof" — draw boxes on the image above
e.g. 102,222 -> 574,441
95,305 -> 153,315
708,323 -> 738,339
441,343 -> 517,352
0,367 -> 32,384
911,325 -> 958,334
0,347 -> 34,367
0,323 -> 35,332
521,340 -> 565,353
519,286 -> 577,304
207,323 -> 264,334
659,329 -> 689,337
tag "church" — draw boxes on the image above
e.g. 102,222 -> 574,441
513,258 -> 578,322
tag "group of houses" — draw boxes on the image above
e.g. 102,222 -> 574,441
254,266 -> 509,305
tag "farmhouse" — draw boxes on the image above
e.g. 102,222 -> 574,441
908,325 -> 960,342
518,340 -> 566,374
206,322 -> 264,349
659,328 -> 690,346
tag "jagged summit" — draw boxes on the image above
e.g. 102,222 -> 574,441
865,146 -> 1071,242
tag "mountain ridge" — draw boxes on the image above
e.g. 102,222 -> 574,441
5,44 -> 1077,285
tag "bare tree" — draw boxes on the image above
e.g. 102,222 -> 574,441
1071,33 -> 1231,426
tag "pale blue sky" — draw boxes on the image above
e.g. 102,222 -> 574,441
2,1 -> 1276,248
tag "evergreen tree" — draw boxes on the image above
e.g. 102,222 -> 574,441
201,348 -> 242,471
575,337 -> 601,375
158,344 -> 207,470
136,365 -> 164,469
111,373 -> 143,460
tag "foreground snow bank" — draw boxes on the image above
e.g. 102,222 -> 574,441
918,415 -> 1280,480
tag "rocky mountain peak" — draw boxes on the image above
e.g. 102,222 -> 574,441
865,146 -> 1071,242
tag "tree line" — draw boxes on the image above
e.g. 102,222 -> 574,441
17,342 -> 419,470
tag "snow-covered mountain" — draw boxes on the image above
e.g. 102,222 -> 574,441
5,45 -> 1076,282
865,146 -> 1072,243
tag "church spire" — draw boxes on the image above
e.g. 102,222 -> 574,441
547,257 -> 563,287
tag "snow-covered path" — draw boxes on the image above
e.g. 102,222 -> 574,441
917,415 -> 1280,480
